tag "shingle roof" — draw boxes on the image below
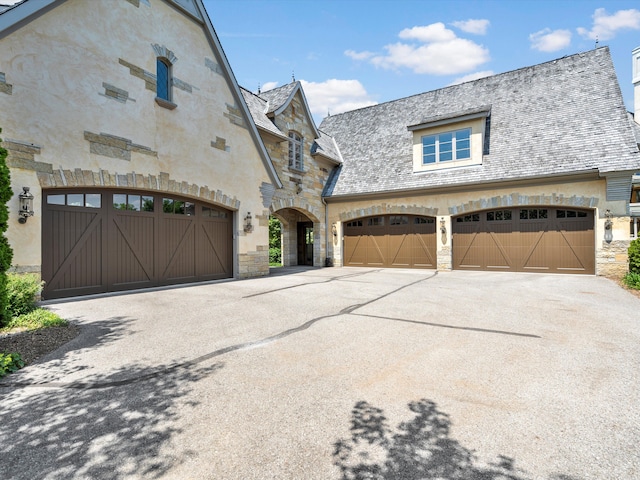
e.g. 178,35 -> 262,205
240,87 -> 285,139
311,130 -> 342,164
259,82 -> 298,114
319,47 -> 640,198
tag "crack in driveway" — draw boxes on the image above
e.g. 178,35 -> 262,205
2,270 -> 535,390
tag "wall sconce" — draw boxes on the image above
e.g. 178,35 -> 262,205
244,211 -> 253,233
604,209 -> 613,244
331,223 -> 337,238
440,217 -> 447,245
296,184 -> 303,195
18,187 -> 34,224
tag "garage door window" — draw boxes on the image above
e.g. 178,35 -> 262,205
390,215 -> 409,225
47,193 -> 101,208
557,209 -> 587,218
113,194 -> 154,212
415,217 -> 434,224
202,206 -> 228,218
368,217 -> 385,226
520,209 -> 548,220
456,213 -> 480,222
486,210 -> 512,221
163,197 -> 195,216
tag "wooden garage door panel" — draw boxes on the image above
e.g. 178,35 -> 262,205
109,213 -> 155,289
44,209 -> 105,297
197,220 -> 232,279
343,215 -> 436,269
453,208 -> 594,274
159,217 -> 197,282
42,190 -> 233,299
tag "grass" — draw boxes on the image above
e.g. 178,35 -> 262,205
3,308 -> 68,331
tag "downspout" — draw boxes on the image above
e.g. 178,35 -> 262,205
322,196 -> 331,266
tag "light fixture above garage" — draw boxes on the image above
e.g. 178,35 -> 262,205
18,187 -> 34,224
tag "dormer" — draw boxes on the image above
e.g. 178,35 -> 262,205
408,106 -> 490,173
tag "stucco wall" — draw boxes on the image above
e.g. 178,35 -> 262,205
0,0 -> 273,277
327,178 -> 630,276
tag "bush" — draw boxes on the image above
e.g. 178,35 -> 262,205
628,239 -> 640,274
623,271 -> 640,289
6,308 -> 67,330
0,351 -> 24,378
0,131 -> 13,327
7,273 -> 43,318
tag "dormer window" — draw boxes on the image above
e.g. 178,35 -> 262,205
422,128 -> 471,164
409,107 -> 490,173
288,131 -> 303,171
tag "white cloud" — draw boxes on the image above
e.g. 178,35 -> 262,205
258,81 -> 279,93
451,19 -> 490,35
577,8 -> 640,41
299,79 -> 377,117
529,28 -> 572,52
344,49 -> 375,61
399,23 -> 457,42
449,70 -> 494,85
349,22 -> 490,76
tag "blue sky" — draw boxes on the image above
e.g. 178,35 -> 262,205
205,0 -> 640,124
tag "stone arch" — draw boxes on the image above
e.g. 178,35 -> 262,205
338,203 -> 438,222
36,168 -> 240,210
448,193 -> 599,216
270,196 -> 321,223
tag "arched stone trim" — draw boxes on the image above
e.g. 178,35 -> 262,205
338,204 -> 438,222
36,168 -> 240,210
270,196 -> 321,223
448,193 -> 599,216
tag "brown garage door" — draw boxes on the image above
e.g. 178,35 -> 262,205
343,215 -> 436,268
452,207 -> 594,274
42,189 -> 233,299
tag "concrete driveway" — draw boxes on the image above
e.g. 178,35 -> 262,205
1,268 -> 639,479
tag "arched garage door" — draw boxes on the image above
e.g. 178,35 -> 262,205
343,214 -> 436,269
42,189 -> 233,299
452,207 -> 594,274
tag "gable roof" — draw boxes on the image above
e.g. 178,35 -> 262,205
320,47 -> 640,198
241,83 -> 342,165
259,81 -> 320,138
0,0 -> 282,188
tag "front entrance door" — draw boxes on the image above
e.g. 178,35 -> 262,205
297,222 -> 314,266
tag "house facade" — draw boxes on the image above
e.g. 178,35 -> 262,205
1,1 -> 639,300
319,48 -> 640,277
0,0 -> 280,299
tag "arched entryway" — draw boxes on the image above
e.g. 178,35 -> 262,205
271,208 -> 320,267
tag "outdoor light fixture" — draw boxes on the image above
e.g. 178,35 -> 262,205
244,211 -> 253,233
440,217 -> 447,245
604,209 -> 613,244
18,187 -> 34,224
332,223 -> 337,238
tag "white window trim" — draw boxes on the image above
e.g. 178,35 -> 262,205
288,131 -> 304,171
410,117 -> 486,173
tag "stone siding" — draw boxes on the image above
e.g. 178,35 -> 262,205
238,247 -> 269,278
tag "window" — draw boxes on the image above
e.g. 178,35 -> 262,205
47,193 -> 101,208
486,210 -> 512,221
422,128 -> 470,165
162,197 -> 195,215
288,131 -> 303,171
156,58 -> 171,101
456,214 -> 480,222
113,194 -> 154,212
520,209 -> 548,220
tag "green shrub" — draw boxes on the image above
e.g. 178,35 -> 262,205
7,308 -> 67,330
7,273 -> 43,318
628,239 -> 640,274
0,351 -> 24,377
0,131 -> 13,327
623,271 -> 640,289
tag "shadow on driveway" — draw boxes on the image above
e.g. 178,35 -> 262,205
0,361 -> 223,480
334,398 -> 582,480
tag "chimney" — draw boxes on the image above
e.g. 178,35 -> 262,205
634,46 -> 640,124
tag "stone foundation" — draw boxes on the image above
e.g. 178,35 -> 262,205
238,246 -> 269,278
596,240 -> 629,278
